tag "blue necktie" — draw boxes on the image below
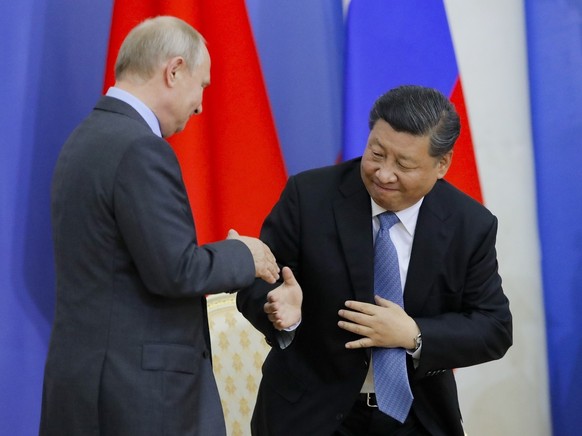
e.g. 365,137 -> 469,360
372,212 -> 413,423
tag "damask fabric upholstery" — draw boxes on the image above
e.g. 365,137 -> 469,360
207,293 -> 271,436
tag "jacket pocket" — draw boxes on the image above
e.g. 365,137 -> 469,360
141,343 -> 206,374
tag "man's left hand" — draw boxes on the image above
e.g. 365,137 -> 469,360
338,295 -> 419,350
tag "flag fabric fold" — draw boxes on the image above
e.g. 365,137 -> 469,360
342,0 -> 481,202
526,2 -> 582,435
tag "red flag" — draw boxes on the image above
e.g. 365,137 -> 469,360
103,0 -> 287,243
446,79 -> 483,204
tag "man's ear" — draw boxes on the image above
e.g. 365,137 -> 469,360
165,56 -> 185,87
436,151 -> 453,179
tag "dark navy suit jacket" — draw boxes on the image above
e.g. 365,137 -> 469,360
238,158 -> 512,436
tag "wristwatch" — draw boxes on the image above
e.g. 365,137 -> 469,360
412,332 -> 422,351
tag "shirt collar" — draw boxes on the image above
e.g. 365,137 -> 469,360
105,87 -> 162,137
371,197 -> 424,237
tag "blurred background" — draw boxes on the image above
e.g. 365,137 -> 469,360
1,1 -> 580,435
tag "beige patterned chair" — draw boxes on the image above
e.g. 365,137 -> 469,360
207,293 -> 270,436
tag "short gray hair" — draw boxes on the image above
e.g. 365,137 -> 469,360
115,16 -> 206,81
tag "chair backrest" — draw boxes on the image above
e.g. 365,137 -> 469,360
207,293 -> 270,436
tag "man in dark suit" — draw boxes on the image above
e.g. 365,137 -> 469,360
237,85 -> 512,436
40,16 -> 279,436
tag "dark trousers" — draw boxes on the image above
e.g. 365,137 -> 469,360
334,394 -> 431,436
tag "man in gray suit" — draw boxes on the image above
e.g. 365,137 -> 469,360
40,16 -> 279,436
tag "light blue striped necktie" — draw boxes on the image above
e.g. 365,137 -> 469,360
372,211 -> 413,423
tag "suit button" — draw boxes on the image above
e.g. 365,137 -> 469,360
335,413 -> 344,421
202,350 -> 210,359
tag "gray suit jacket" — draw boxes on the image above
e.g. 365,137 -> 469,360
237,158 -> 512,436
40,96 -> 255,435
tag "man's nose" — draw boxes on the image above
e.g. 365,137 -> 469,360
376,165 -> 396,183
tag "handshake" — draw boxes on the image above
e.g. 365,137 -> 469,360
227,229 -> 280,284
228,229 -> 302,331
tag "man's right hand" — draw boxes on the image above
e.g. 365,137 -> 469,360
227,229 -> 279,284
264,267 -> 303,330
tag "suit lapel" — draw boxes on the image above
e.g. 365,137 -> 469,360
404,181 -> 454,315
332,166 -> 456,314
333,161 -> 375,304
